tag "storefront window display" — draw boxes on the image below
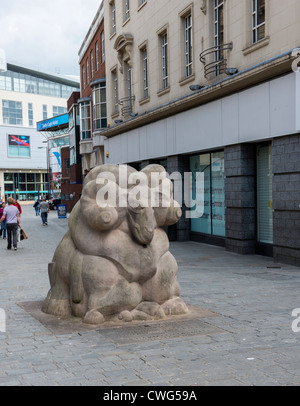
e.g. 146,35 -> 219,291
4,172 -> 48,201
190,151 -> 225,237
257,144 -> 273,244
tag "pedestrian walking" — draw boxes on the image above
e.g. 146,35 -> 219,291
0,202 -> 7,240
13,198 -> 22,216
0,197 -> 21,251
33,200 -> 40,216
39,198 -> 50,226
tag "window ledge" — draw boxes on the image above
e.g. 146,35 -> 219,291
109,32 -> 116,41
139,96 -> 150,105
179,73 -> 195,87
157,86 -> 170,97
122,17 -> 131,28
80,138 -> 92,143
243,36 -> 270,56
138,1 -> 147,12
111,112 -> 119,119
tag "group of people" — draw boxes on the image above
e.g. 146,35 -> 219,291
0,196 -> 50,251
0,198 -> 22,251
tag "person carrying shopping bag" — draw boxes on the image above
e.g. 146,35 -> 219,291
0,197 -> 21,251
0,202 -> 6,239
13,198 -> 22,216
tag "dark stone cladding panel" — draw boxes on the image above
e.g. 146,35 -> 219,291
273,134 -> 300,266
167,155 -> 190,242
225,144 -> 256,255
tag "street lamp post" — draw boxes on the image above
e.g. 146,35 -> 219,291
38,140 -> 50,199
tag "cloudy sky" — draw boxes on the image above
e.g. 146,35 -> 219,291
0,0 -> 101,79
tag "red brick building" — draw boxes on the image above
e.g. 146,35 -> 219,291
60,92 -> 83,212
78,2 -> 107,175
60,146 -> 83,212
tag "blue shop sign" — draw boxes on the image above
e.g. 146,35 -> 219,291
37,113 -> 69,132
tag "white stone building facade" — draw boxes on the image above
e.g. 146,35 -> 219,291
92,0 -> 300,265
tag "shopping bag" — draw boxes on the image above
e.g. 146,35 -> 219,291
20,229 -> 28,240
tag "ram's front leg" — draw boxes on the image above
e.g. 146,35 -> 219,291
42,231 -> 75,317
81,256 -> 143,325
141,251 -> 189,316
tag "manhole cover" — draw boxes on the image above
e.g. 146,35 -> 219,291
97,319 -> 226,344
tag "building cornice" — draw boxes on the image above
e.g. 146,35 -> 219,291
78,1 -> 104,63
103,50 -> 298,138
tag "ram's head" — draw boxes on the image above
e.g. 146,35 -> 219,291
79,164 -> 182,246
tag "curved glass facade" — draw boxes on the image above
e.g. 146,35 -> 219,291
0,69 -> 79,99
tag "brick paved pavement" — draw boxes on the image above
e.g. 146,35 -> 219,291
0,204 -> 300,386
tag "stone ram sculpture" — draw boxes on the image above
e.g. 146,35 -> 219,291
42,164 -> 189,324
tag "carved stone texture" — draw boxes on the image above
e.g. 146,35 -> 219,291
200,0 -> 207,15
42,164 -> 189,325
114,34 -> 134,73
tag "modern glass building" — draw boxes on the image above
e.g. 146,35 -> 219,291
0,64 -> 78,99
0,62 -> 79,201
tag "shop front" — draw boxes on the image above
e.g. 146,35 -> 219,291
190,151 -> 226,246
3,171 -> 48,201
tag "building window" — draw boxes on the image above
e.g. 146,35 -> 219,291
190,151 -> 225,237
65,158 -> 70,175
27,78 -> 36,94
252,0 -> 265,43
184,13 -> 193,77
110,0 -> 116,35
160,31 -> 169,89
82,65 -> 86,89
96,41 -> 99,71
0,70 -> 79,98
4,172 -> 48,201
86,58 -> 90,85
93,82 -> 107,130
125,62 -> 132,100
112,69 -> 119,114
28,103 -> 33,127
70,147 -> 76,166
101,31 -> 105,63
8,135 -> 31,158
53,106 -> 67,117
69,108 -> 74,129
2,100 -> 23,126
120,61 -> 134,116
0,74 -> 12,91
50,136 -> 69,149
124,0 -> 130,22
140,46 -> 148,99
25,78 -> 37,94
43,105 -> 48,120
214,0 -> 224,76
80,102 -> 91,140
257,144 -> 273,244
91,50 -> 94,78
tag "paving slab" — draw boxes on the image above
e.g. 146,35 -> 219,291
0,205 -> 300,386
